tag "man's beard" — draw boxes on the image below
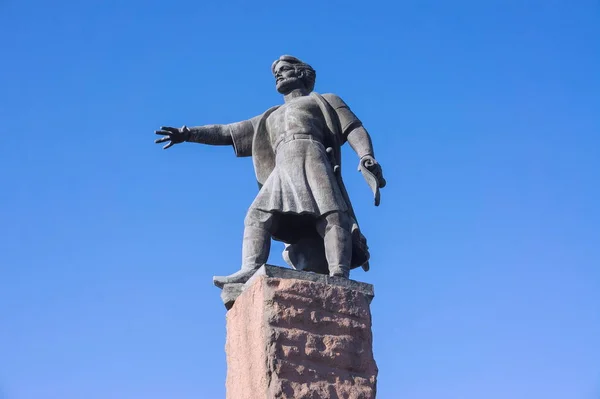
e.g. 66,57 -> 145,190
276,77 -> 303,93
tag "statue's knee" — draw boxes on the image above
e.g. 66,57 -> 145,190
244,209 -> 274,230
323,211 -> 351,232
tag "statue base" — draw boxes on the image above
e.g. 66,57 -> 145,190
222,265 -> 378,399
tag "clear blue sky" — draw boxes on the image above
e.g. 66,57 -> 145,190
1,1 -> 598,398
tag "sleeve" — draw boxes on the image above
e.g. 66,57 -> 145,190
322,93 -> 364,142
229,114 -> 262,157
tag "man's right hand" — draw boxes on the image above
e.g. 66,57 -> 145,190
154,126 -> 190,149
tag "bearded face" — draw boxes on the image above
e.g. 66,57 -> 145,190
273,61 -> 305,94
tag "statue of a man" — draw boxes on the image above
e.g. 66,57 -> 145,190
155,55 -> 386,287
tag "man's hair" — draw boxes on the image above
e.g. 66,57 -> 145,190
271,55 -> 316,92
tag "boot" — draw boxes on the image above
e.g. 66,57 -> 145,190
323,224 -> 352,279
213,268 -> 260,288
329,265 -> 350,279
213,225 -> 271,288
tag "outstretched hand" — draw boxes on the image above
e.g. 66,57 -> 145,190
360,155 -> 387,188
154,126 -> 190,149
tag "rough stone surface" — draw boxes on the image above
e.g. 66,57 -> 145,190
226,274 -> 377,399
219,264 -> 374,309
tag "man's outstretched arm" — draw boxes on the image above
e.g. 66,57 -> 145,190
186,125 -> 234,146
155,124 -> 233,149
154,117 -> 257,156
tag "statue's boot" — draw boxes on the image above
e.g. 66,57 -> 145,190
324,224 -> 352,279
213,225 -> 271,288
213,268 -> 259,288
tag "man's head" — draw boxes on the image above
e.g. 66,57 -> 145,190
271,55 -> 316,94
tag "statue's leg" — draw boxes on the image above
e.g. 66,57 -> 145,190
316,211 -> 352,278
241,209 -> 276,271
213,208 -> 277,288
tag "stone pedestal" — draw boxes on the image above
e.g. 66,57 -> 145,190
224,265 -> 377,399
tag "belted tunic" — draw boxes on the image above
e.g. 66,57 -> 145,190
227,92 -> 370,269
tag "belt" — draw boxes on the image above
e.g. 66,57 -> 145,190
274,133 -> 323,151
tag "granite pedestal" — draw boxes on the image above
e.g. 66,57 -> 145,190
222,265 -> 378,399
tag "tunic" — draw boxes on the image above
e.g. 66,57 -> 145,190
227,92 -> 370,269
240,95 -> 348,216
